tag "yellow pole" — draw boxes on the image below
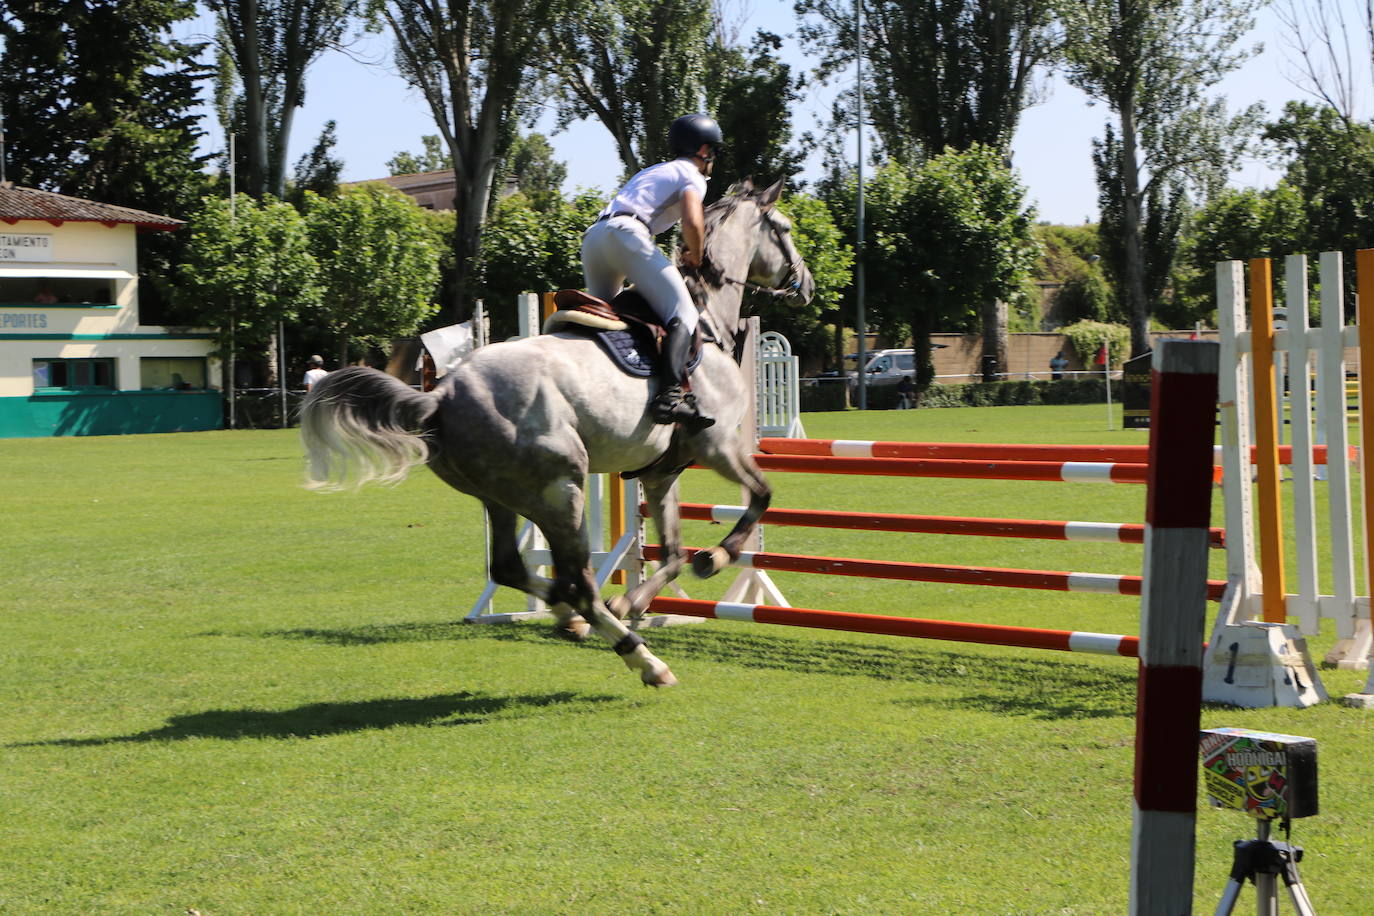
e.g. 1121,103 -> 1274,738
1357,250 -> 1374,616
1249,258 -> 1287,623
609,476 -> 626,586
542,291 -> 557,324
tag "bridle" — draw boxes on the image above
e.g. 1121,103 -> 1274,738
682,200 -> 809,358
687,210 -> 802,302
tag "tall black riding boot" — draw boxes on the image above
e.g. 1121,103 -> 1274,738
650,318 -> 715,431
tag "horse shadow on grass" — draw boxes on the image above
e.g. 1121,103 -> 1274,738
13,690 -> 622,748
262,618 -> 1139,720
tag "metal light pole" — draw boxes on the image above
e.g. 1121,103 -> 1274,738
854,0 -> 868,410
0,94 -> 7,184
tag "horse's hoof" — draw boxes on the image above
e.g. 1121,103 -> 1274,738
641,667 -> 678,688
554,618 -> 591,642
607,595 -> 632,620
691,546 -> 731,579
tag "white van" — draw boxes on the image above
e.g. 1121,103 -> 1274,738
858,349 -> 916,386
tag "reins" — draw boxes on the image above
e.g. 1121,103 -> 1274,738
681,206 -> 806,356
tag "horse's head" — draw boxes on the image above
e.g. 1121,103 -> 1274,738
716,178 -> 816,307
686,179 -> 816,351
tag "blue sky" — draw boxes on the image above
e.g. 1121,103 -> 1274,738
172,1 -> 1370,225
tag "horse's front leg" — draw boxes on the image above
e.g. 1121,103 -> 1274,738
608,472 -> 685,620
690,448 -> 771,579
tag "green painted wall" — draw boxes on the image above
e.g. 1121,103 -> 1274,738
0,391 -> 223,438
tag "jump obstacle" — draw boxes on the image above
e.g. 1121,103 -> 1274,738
1208,251 -> 1374,708
483,341 -> 1224,915
468,255 -> 1374,707
439,269 -> 1374,909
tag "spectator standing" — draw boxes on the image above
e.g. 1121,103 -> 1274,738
304,355 -> 329,391
896,374 -> 914,409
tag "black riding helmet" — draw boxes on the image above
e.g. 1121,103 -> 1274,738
668,114 -> 723,159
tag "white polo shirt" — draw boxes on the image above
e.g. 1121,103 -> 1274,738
601,159 -> 708,236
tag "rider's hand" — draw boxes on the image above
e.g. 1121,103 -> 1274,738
681,248 -> 703,269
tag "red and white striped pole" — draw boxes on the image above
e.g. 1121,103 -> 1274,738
1130,340 -> 1220,914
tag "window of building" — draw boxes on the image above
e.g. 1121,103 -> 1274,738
33,358 -> 116,390
140,357 -> 207,391
1,278 -> 115,305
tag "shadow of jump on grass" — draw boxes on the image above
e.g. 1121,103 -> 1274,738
13,690 -> 621,748
262,619 -> 1138,720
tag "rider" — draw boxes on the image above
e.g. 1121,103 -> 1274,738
581,113 -> 722,432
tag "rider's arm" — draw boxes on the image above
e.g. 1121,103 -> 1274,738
680,187 -> 705,268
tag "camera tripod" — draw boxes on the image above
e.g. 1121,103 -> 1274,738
1213,819 -> 1316,916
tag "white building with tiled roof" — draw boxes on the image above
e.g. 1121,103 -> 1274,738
0,183 -> 220,437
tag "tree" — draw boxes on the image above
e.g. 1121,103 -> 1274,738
705,30 -> 806,202
545,0 -> 714,175
1059,0 -> 1264,355
904,146 -> 1039,385
796,0 -> 1057,161
0,1 -> 212,324
754,193 -> 853,366
175,194 -> 322,380
798,0 -> 1055,379
387,134 -> 453,175
0,0 -> 209,215
494,133 -> 568,212
208,0 -> 359,199
375,0 -> 558,320
825,148 -> 1039,390
1036,224 -> 1118,325
1263,102 -> 1374,258
1174,183 -> 1306,323
301,184 -> 441,363
289,119 -> 344,203
471,190 -> 603,339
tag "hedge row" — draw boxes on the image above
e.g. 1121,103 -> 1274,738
916,378 -> 1114,408
798,378 -> 1114,412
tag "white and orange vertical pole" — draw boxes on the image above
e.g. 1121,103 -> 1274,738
1248,259 -> 1288,623
1354,250 -> 1374,703
1130,339 -> 1221,914
1357,251 -> 1374,641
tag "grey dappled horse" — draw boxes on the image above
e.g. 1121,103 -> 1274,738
300,179 -> 815,687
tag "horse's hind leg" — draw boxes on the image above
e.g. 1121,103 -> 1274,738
690,446 -> 771,579
484,501 -> 589,641
532,480 -> 676,687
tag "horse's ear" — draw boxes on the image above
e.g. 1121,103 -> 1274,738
726,177 -> 755,197
759,178 -> 785,208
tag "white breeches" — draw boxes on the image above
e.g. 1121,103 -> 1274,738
581,217 -> 699,332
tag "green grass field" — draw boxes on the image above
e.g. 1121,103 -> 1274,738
3,404 -> 1372,914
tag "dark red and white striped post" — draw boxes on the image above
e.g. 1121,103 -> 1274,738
1130,340 -> 1220,914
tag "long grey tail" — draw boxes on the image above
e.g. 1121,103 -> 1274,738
299,366 -> 440,491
